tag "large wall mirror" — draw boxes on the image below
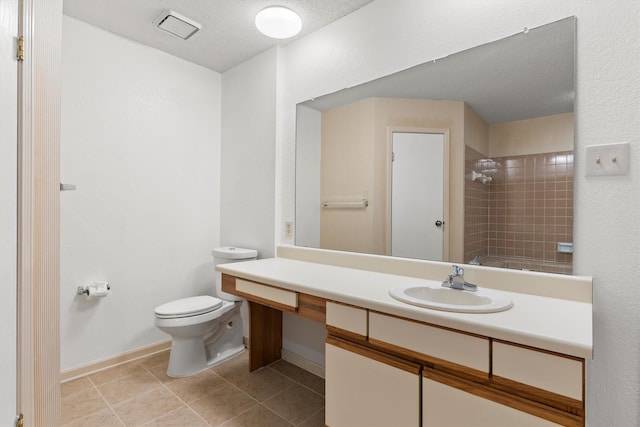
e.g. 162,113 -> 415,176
295,17 -> 575,274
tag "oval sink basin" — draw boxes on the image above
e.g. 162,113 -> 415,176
389,282 -> 512,313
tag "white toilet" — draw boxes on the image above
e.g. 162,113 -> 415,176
154,247 -> 257,377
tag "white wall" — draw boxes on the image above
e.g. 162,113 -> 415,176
220,49 -> 277,258
0,0 -> 18,421
294,105 -> 321,248
270,1 -> 640,425
60,16 -> 222,370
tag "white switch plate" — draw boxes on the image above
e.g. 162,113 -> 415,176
585,142 -> 630,176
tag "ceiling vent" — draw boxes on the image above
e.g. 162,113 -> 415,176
154,10 -> 201,40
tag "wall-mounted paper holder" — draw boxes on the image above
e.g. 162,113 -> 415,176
60,183 -> 77,191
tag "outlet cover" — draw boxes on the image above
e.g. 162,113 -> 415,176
585,142 -> 630,177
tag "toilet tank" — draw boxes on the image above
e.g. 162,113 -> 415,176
212,247 -> 258,301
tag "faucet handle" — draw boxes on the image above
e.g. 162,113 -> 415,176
452,265 -> 464,277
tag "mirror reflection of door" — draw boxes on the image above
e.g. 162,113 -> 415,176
391,132 -> 444,260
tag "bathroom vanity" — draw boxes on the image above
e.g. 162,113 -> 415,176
217,245 -> 592,427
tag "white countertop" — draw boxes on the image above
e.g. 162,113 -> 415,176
218,257 -> 593,359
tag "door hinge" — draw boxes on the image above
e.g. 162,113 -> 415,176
15,413 -> 24,427
17,36 -> 24,62
392,151 -> 395,162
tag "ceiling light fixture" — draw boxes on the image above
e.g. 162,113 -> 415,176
255,6 -> 302,39
154,10 -> 201,40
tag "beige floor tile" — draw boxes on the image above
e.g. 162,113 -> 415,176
298,407 -> 325,427
62,407 -> 123,427
166,369 -> 227,403
139,350 -> 170,370
141,406 -> 208,427
90,361 -> 144,386
269,360 -> 325,396
211,351 -> 249,375
98,369 -> 162,405
144,360 -> 179,384
190,383 -> 257,426
61,376 -> 94,398
112,387 -> 184,427
214,363 -> 294,402
221,404 -> 293,427
263,384 -> 324,425
61,387 -> 109,425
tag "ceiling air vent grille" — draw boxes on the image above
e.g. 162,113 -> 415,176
154,10 -> 201,40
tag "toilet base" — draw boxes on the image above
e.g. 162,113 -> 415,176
165,302 -> 245,378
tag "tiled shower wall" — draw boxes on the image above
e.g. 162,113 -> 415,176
464,146 -> 574,274
464,147 -> 490,261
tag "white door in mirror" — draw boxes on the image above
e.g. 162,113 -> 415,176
389,282 -> 512,313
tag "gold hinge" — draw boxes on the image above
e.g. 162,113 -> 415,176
17,36 -> 24,62
15,413 -> 24,427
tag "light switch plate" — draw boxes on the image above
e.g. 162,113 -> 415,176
585,142 -> 630,176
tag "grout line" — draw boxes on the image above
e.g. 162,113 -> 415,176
65,351 -> 325,427
295,405 -> 325,427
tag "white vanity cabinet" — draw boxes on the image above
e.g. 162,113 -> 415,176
219,273 -> 587,427
325,337 -> 420,427
325,305 -> 584,427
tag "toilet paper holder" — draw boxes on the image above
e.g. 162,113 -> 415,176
77,282 -> 111,296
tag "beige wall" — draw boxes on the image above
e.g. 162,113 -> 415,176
489,113 -> 574,157
464,103 -> 490,156
320,99 -> 377,253
321,97 -> 467,261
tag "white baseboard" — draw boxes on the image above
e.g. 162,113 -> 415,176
61,338 -> 326,383
281,348 -> 325,379
60,340 -> 172,383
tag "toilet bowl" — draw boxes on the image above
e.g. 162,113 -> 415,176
154,247 -> 257,377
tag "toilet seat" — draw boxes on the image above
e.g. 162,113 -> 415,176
155,296 -> 223,319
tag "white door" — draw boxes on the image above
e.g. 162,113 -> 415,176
0,0 -> 19,422
391,132 -> 444,260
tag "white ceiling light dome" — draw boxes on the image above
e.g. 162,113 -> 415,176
255,6 -> 302,39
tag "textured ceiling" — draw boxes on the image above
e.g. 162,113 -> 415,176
63,0 -> 376,72
303,17 -> 575,124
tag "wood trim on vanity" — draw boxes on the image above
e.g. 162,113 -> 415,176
424,369 -> 584,427
490,375 -> 584,419
327,335 -> 421,376
298,293 -> 326,323
326,325 -> 367,343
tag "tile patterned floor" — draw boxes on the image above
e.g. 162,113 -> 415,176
61,350 -> 325,426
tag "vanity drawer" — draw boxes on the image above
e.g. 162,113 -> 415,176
492,341 -> 583,401
235,279 -> 298,311
368,312 -> 489,374
326,301 -> 367,339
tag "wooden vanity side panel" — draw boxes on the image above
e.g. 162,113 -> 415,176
369,312 -> 489,373
493,341 -> 584,401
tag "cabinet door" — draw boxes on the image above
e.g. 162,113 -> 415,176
326,338 -> 420,427
423,378 -> 562,427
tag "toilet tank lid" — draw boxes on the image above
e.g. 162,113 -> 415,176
155,295 -> 223,317
212,247 -> 258,260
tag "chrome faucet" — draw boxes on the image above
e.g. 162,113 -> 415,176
442,265 -> 478,292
